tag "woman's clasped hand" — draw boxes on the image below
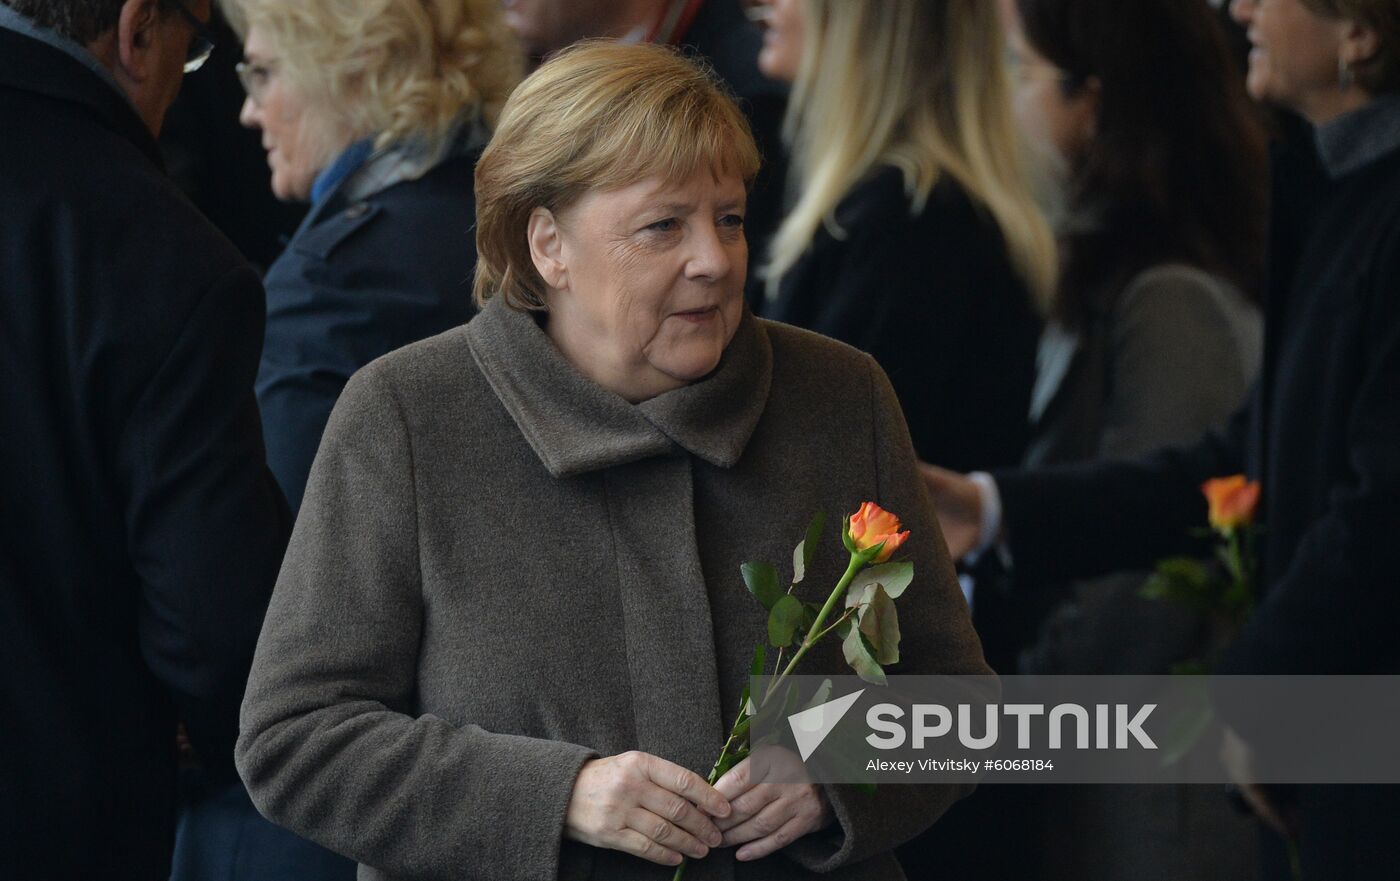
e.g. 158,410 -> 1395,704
564,752 -> 730,866
565,749 -> 832,866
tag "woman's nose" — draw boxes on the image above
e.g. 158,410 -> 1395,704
1229,0 -> 1257,27
238,95 -> 260,130
686,225 -> 736,282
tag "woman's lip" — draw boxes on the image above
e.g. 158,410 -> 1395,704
673,306 -> 720,322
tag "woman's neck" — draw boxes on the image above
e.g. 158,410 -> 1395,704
1298,87 -> 1372,127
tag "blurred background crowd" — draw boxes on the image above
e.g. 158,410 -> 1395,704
2,0 -> 1397,879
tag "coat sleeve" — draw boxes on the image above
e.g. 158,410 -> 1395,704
991,393 -> 1250,583
119,264 -> 292,773
783,355 -> 997,872
985,273 -> 1257,587
1217,226 -> 1400,682
236,362 -> 597,881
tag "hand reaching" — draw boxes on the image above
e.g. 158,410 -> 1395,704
917,462 -> 984,560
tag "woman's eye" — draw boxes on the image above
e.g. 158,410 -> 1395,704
719,214 -> 745,228
646,218 -> 680,233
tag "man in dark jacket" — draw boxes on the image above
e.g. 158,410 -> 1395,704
0,0 -> 291,877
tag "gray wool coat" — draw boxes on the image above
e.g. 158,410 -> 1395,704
236,296 -> 993,881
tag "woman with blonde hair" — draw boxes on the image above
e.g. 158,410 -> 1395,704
757,0 -> 1056,472
173,1 -> 519,878
235,40 -> 990,880
226,0 -> 520,513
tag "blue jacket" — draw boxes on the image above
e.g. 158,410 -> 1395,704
256,143 -> 481,514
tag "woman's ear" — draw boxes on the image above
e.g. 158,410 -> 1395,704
527,207 -> 568,292
1339,19 -> 1381,74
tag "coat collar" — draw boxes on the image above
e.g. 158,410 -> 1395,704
303,115 -> 488,225
1315,94 -> 1400,179
1028,320 -> 1081,427
466,296 -> 773,478
0,25 -> 162,170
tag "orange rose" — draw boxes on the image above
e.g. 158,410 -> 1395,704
847,501 -> 910,563
1202,475 -> 1261,532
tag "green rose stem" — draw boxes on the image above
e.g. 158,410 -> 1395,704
673,544 -> 879,881
764,549 -> 871,702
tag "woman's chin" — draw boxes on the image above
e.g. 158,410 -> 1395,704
650,349 -> 726,385
270,169 -> 315,204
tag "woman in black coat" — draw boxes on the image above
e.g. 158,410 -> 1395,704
754,0 -> 1056,471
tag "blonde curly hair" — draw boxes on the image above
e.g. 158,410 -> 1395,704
221,0 -> 521,157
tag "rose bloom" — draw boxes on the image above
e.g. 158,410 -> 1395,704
848,501 -> 910,563
1202,475 -> 1261,532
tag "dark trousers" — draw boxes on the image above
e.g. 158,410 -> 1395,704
172,771 -> 355,881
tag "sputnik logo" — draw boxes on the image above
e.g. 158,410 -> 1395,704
788,689 -> 865,760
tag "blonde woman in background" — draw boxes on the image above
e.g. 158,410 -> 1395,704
757,0 -> 1056,473
225,0 -> 519,516
172,2 -> 519,879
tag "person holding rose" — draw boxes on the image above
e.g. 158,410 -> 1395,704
922,0 -> 1400,877
906,2 -> 1271,878
235,41 -> 991,881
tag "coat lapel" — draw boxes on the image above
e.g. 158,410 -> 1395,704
1028,321 -> 1081,428
466,300 -> 673,477
603,457 -> 727,775
466,296 -> 772,803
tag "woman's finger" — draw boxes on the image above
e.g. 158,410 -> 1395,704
713,755 -> 752,802
715,780 -> 782,832
735,813 -> 813,861
718,794 -> 795,848
624,807 -> 711,862
612,826 -> 686,867
644,754 -> 732,818
637,784 -> 724,849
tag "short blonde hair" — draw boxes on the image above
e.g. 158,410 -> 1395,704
764,0 -> 1057,310
472,41 -> 761,310
221,0 -> 521,158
